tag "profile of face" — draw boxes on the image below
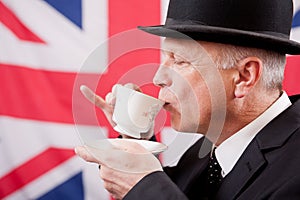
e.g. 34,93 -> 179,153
153,38 -> 228,135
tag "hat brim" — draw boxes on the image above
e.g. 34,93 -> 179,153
138,25 -> 300,55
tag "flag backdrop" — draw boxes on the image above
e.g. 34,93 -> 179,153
0,0 -> 299,199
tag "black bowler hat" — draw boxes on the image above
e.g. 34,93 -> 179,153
138,0 -> 300,55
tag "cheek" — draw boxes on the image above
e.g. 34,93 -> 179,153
171,68 -> 202,99
170,70 -> 212,131
181,73 -> 208,106
170,67 -> 210,113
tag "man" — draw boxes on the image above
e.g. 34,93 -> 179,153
75,0 -> 300,199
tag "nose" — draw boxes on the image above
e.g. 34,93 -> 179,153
153,64 -> 172,88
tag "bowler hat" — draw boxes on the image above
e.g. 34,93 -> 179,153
138,0 -> 300,55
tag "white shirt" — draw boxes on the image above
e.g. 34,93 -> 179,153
215,92 -> 292,177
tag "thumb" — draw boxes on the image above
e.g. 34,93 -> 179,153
75,146 -> 101,164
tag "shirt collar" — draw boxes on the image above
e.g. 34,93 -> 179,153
215,92 -> 292,177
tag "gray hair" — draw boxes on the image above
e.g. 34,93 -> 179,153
212,44 -> 286,91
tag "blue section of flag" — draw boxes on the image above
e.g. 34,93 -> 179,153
292,10 -> 300,28
44,0 -> 82,29
36,172 -> 84,200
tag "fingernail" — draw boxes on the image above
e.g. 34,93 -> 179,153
74,147 -> 78,154
80,85 -> 86,92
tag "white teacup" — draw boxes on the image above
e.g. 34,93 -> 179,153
112,85 -> 164,138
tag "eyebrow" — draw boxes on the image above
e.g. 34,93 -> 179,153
161,41 -> 186,58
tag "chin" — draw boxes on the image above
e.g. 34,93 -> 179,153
170,115 -> 181,131
171,117 -> 203,133
170,118 -> 189,133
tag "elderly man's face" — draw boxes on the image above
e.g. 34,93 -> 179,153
153,38 -> 229,134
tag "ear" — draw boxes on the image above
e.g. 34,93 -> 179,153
234,57 -> 262,98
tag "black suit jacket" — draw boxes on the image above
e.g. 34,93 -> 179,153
124,96 -> 300,200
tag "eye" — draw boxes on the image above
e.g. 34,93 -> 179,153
174,60 -> 185,65
173,55 -> 190,66
173,59 -> 190,67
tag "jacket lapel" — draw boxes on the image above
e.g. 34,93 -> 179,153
215,140 -> 266,199
216,138 -> 266,199
173,137 -> 212,193
216,96 -> 300,199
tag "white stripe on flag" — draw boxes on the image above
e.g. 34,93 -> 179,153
0,116 -> 109,200
4,157 -> 109,200
0,0 -> 107,73
0,116 -> 107,176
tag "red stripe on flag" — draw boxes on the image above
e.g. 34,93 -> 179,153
108,0 -> 161,36
108,0 -> 162,140
0,2 -> 46,44
0,63 -> 98,125
284,56 -> 300,95
0,148 -> 74,199
0,63 -> 164,132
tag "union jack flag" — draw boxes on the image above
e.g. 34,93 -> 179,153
0,0 -> 299,199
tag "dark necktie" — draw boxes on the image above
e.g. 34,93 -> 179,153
206,148 -> 223,197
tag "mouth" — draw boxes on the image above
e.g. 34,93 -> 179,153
163,102 -> 171,109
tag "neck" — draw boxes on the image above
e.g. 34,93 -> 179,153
210,90 -> 281,146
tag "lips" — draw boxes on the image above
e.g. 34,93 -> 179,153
163,102 -> 172,111
163,102 -> 170,105
158,89 -> 174,110
159,97 -> 170,106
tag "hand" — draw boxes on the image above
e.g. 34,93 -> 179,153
80,84 -> 120,127
80,83 -> 154,139
75,140 -> 163,199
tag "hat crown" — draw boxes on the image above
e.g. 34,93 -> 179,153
138,0 -> 300,54
166,0 -> 293,38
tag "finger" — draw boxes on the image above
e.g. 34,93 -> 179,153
103,181 -> 120,198
74,146 -> 100,163
100,166 -> 144,199
80,85 -> 110,111
100,165 -> 119,182
105,92 -> 116,106
101,174 -> 124,200
124,83 -> 142,92
83,139 -> 162,173
111,84 -> 121,96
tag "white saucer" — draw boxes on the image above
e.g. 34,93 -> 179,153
85,138 -> 167,155
113,125 -> 142,139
